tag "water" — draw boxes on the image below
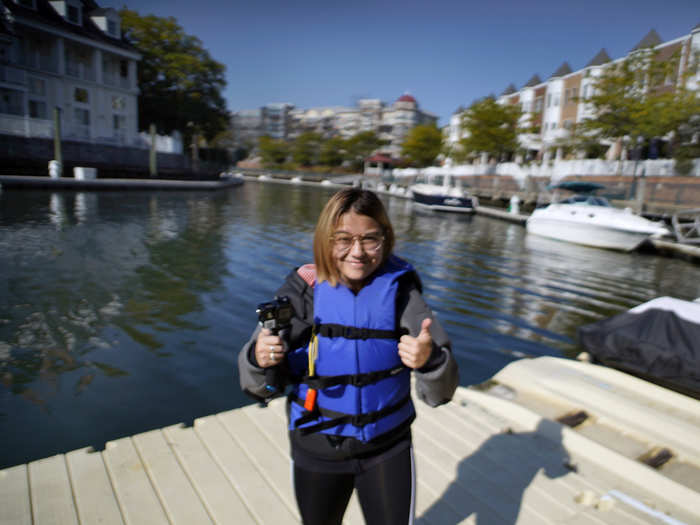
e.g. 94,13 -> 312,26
1,183 -> 699,469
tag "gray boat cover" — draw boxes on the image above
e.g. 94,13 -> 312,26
578,297 -> 700,398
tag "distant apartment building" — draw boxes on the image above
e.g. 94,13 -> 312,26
448,24 -> 700,162
231,94 -> 438,158
0,0 -> 141,146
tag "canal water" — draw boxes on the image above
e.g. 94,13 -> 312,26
1,182 -> 699,469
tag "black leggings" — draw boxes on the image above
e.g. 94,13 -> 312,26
293,446 -> 415,525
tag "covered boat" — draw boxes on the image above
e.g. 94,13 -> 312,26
409,174 -> 478,213
578,296 -> 700,399
526,182 -> 670,251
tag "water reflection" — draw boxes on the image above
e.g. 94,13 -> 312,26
1,183 -> 699,468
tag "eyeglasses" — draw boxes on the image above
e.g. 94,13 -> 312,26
331,233 -> 384,253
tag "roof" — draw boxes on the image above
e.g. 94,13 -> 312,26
4,0 -> 138,53
585,48 -> 611,67
631,29 -> 662,51
501,83 -> 517,96
366,154 -> 395,164
523,74 -> 542,88
397,94 -> 416,103
550,62 -> 572,78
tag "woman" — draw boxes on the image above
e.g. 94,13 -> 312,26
238,188 -> 458,525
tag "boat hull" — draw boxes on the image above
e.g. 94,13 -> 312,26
411,190 -> 476,213
526,204 -> 669,251
526,216 -> 652,251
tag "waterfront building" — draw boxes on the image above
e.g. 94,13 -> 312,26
231,94 -> 438,159
0,0 -> 141,146
448,24 -> 700,162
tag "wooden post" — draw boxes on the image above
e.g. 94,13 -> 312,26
149,123 -> 157,178
53,107 -> 62,165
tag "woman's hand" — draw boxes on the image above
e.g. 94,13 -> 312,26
398,318 -> 433,369
255,328 -> 286,368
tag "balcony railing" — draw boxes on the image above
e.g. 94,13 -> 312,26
0,64 -> 27,86
0,114 -> 53,138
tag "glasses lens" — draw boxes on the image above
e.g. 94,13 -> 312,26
332,234 -> 382,252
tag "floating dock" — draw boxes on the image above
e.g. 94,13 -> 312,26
2,357 -> 698,524
0,175 -> 243,191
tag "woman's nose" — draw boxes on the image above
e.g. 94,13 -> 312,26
349,238 -> 365,255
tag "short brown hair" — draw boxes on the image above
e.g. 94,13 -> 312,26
313,188 -> 395,286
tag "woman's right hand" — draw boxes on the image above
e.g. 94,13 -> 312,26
255,328 -> 286,368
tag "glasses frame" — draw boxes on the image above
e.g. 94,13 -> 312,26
330,232 -> 384,253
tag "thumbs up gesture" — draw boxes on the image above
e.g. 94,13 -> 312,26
398,318 -> 433,369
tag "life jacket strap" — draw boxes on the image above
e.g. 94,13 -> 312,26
316,323 -> 406,340
290,392 -> 412,435
302,365 -> 406,390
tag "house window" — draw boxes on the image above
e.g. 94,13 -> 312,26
28,77 -> 46,96
29,100 -> 47,119
107,20 -> 118,36
16,0 -> 36,8
572,87 -> 578,101
75,108 -> 90,125
74,87 -> 89,103
112,96 -> 125,110
113,114 -> 126,131
120,60 -> 128,78
546,94 -> 551,107
554,95 -> 559,106
564,89 -> 570,105
67,4 -> 80,24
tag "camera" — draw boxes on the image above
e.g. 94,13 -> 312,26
256,296 -> 294,333
256,296 -> 294,394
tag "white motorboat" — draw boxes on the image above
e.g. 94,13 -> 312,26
526,182 -> 670,251
409,174 -> 478,213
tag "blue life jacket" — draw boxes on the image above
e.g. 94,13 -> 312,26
287,255 -> 416,442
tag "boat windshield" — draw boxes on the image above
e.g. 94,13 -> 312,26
561,195 -> 611,207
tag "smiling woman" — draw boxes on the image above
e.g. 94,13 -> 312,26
239,188 -> 459,525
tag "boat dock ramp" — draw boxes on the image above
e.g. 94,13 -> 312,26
2,356 -> 699,524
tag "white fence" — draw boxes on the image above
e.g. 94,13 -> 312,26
394,158 -> 700,187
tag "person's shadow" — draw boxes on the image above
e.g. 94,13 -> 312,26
419,418 -> 574,524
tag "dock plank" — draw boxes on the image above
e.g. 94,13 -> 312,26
65,447 -> 124,525
102,437 -> 169,525
218,407 -> 300,520
194,413 -> 298,525
28,455 -> 78,525
132,429 -> 213,524
0,464 -> 31,525
161,423 -> 255,525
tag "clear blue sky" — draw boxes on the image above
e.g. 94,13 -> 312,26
101,0 -> 700,125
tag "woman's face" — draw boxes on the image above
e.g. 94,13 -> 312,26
332,210 -> 384,291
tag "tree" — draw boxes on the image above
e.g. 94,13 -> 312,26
401,124 -> 443,167
258,136 -> 289,167
119,9 -> 229,145
344,131 -> 387,170
292,132 -> 323,166
319,136 -> 346,167
579,47 -> 700,160
457,97 -> 522,162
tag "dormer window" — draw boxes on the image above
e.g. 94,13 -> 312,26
49,1 -> 82,26
15,0 -> 36,9
90,8 -> 121,38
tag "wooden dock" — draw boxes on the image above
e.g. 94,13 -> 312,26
2,357 -> 698,524
0,175 -> 244,191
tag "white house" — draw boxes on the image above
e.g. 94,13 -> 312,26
0,0 -> 141,146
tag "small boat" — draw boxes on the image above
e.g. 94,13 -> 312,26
526,181 -> 670,251
409,174 -> 478,213
578,296 -> 700,399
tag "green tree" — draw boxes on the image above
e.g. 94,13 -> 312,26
319,136 -> 346,167
401,124 -> 443,167
344,131 -> 387,170
258,136 -> 289,167
292,132 -> 323,166
119,9 -> 229,145
579,47 -> 700,160
458,96 -> 522,162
